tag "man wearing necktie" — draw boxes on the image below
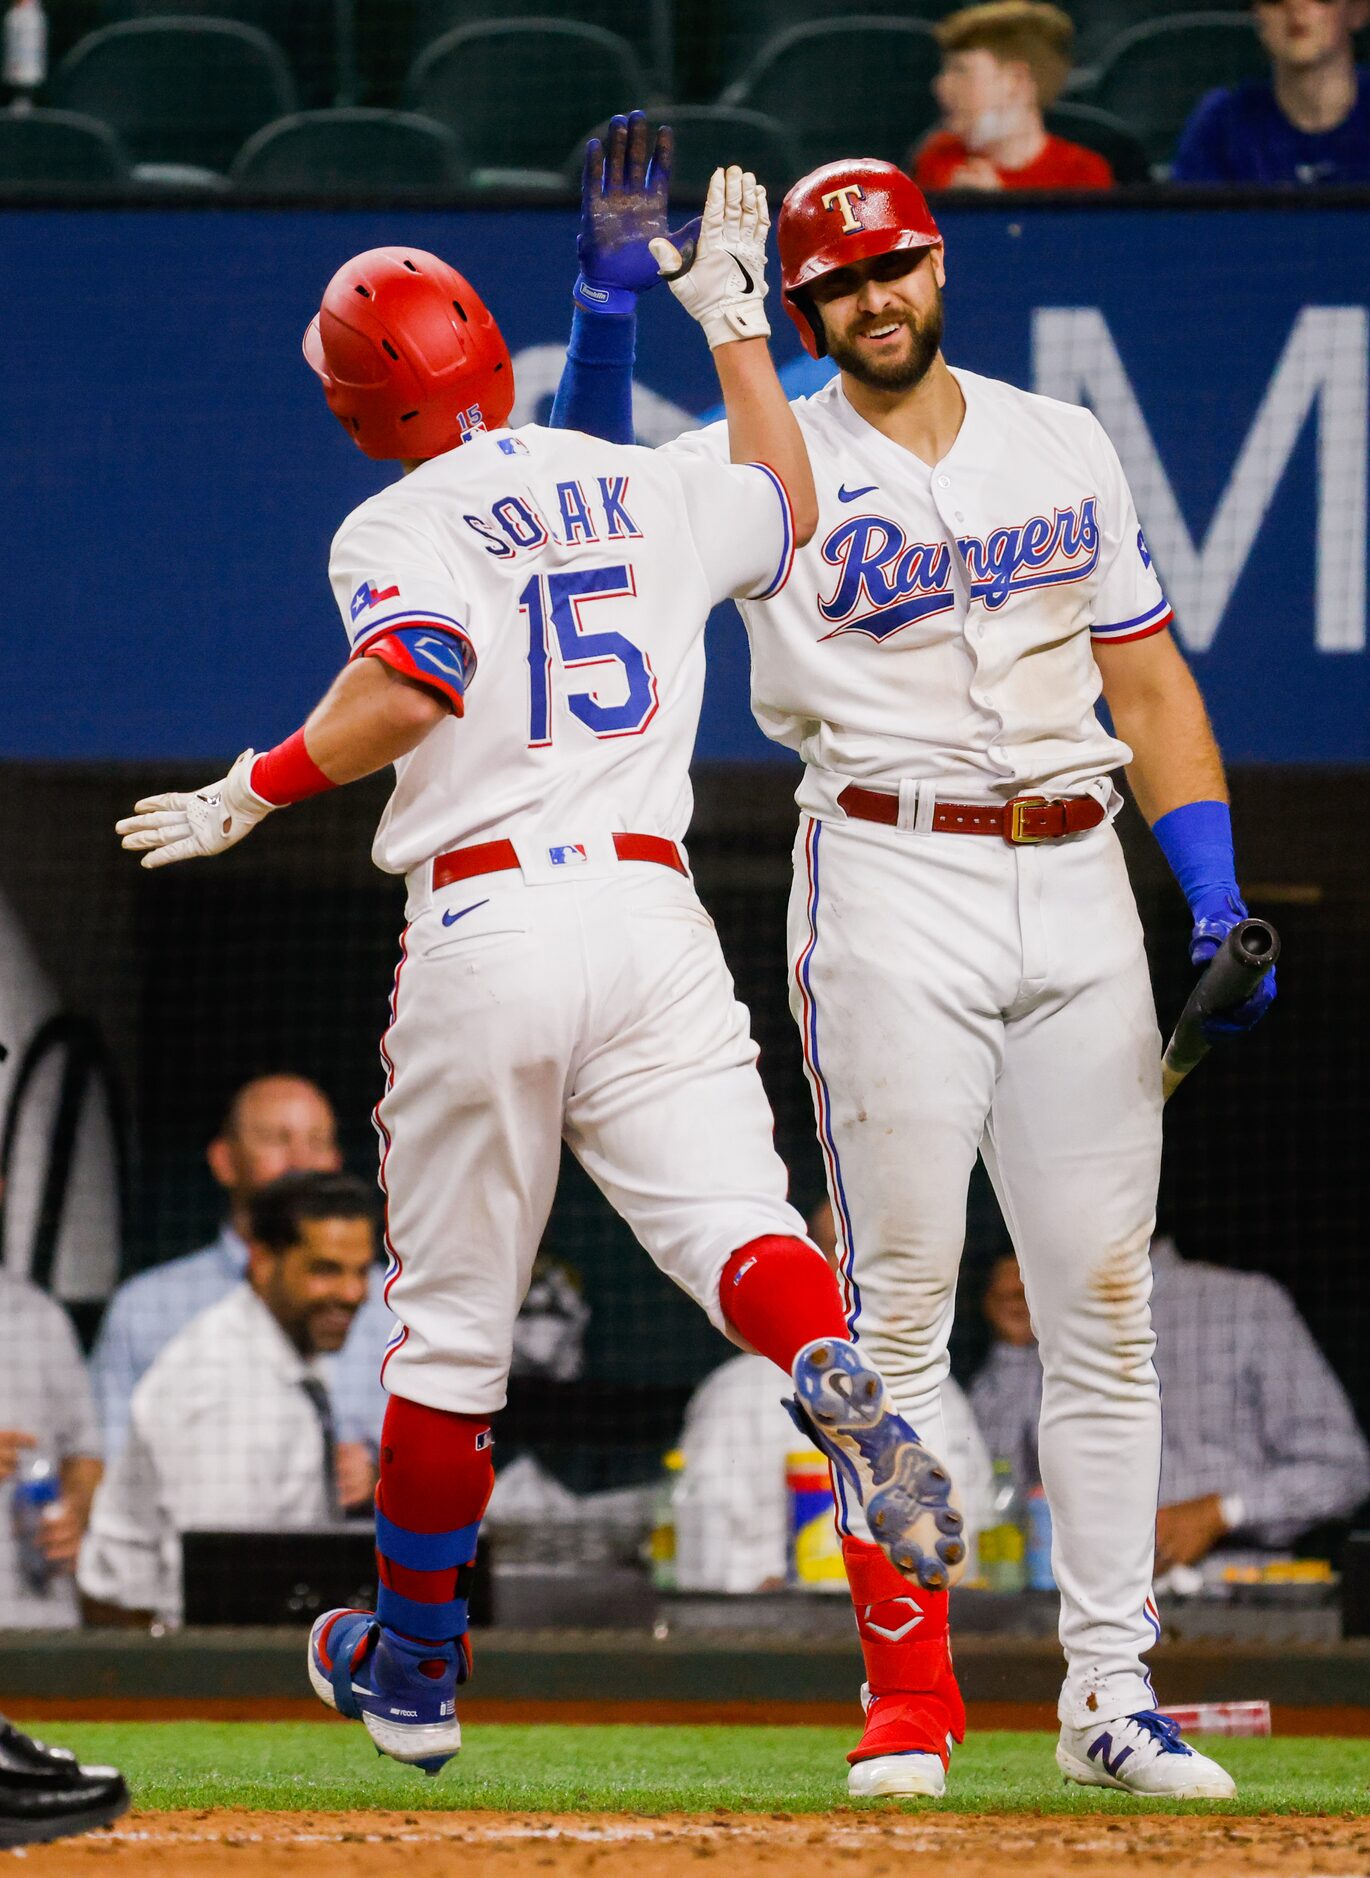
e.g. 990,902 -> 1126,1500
77,1172 -> 377,1626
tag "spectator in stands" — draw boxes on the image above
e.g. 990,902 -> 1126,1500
0,1270 -> 102,1629
1173,0 -> 1370,185
674,1201 -> 993,1591
970,1240 -> 1370,1574
510,1248 -> 591,1383
90,1073 -> 391,1469
913,1 -> 1113,191
78,1172 -> 379,1626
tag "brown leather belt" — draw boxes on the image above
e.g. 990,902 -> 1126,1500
432,832 -> 686,891
836,784 -> 1106,845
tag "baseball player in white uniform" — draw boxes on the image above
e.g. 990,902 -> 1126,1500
114,164 -> 968,1778
556,155 -> 1275,1800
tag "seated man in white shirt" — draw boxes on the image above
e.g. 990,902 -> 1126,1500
90,1074 -> 392,1487
675,1202 -> 993,1591
971,1240 -> 1370,1576
78,1171 -> 378,1627
0,1271 -> 103,1629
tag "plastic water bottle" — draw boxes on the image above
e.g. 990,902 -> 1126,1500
1025,1484 -> 1055,1590
979,1458 -> 1026,1591
3,0 -> 48,105
647,1449 -> 684,1591
12,1451 -> 60,1594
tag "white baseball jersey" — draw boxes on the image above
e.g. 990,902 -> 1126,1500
666,368 -> 1170,811
327,424 -> 794,877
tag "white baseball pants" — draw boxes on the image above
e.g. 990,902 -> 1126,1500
375,848 -> 809,1417
788,809 -> 1164,1728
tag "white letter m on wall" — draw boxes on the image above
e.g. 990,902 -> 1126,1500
1033,307 -> 1367,652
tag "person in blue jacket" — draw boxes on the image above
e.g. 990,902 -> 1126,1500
1173,0 -> 1370,184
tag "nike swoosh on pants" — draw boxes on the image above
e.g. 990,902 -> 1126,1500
441,898 -> 489,927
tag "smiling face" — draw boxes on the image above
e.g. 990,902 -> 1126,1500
1254,0 -> 1368,69
249,1214 -> 374,1357
808,247 -> 947,393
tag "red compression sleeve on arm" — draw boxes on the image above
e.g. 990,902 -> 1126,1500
249,728 -> 336,807
719,1234 -> 850,1373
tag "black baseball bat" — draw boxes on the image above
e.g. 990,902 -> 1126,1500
1161,917 -> 1280,1102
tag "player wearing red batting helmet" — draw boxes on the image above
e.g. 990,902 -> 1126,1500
777,159 -> 942,361
303,246 -> 514,462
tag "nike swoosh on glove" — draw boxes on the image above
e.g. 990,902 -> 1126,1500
649,164 -> 770,349
115,749 -> 275,869
1189,887 -> 1277,1037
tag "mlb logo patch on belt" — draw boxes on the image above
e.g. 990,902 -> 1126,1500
548,843 -> 587,867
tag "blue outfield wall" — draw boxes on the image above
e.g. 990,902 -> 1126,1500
3,204 -> 1367,764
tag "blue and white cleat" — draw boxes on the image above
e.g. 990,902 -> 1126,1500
789,1338 -> 967,1592
308,1608 -> 467,1775
1057,1711 -> 1236,1799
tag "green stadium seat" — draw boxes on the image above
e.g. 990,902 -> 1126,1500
1045,102 -> 1151,186
51,19 -> 297,173
404,20 -> 649,176
1087,14 -> 1268,169
0,108 -> 129,185
562,106 -> 801,201
408,0 -> 671,93
99,0 -> 338,107
232,108 -> 466,194
705,0 -> 952,99
1067,0 -> 1247,73
724,18 -> 941,175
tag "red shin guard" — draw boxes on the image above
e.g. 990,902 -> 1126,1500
843,1535 -> 965,1767
718,1234 -> 850,1372
375,1395 -> 494,1638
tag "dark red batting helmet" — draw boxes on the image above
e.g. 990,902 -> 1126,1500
777,160 -> 942,359
303,246 -> 515,461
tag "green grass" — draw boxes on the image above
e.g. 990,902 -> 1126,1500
20,1723 -> 1370,1816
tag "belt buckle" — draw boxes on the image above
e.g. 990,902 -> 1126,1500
1006,795 -> 1050,844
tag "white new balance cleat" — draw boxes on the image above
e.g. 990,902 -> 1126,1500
847,1751 -> 946,1798
789,1338 -> 967,1591
1057,1711 -> 1237,1799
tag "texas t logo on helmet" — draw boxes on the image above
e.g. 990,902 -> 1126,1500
303,247 -> 515,462
777,160 -> 942,359
820,183 -> 868,234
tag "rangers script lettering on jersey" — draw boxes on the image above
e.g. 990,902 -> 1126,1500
665,369 -> 1171,813
327,425 -> 794,878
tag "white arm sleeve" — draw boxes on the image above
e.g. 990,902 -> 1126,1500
661,439 -> 796,607
1087,415 -> 1173,646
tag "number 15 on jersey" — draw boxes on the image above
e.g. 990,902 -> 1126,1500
520,565 -> 659,746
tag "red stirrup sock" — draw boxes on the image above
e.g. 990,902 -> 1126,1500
374,1395 -> 494,1647
719,1234 -> 851,1373
843,1535 -> 964,1765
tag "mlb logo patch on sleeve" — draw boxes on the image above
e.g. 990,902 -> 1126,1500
548,844 -> 587,867
351,579 -> 401,622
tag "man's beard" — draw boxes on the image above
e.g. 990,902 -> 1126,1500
826,287 -> 944,392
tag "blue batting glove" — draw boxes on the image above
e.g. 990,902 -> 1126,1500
1188,886 -> 1278,1037
573,110 -> 674,316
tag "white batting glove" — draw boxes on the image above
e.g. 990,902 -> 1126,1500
649,165 -> 770,349
115,749 -> 275,869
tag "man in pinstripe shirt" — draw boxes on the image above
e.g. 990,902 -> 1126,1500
972,1239 -> 1370,1571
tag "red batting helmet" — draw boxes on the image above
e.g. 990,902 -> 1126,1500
303,246 -> 514,461
777,160 -> 942,359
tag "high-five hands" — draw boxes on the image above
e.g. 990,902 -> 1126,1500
575,109 -> 674,315
116,749 -> 275,868
650,165 -> 771,349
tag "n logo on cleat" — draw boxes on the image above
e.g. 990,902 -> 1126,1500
1087,1732 -> 1134,1780
862,1598 -> 925,1643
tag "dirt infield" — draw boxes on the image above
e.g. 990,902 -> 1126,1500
17,1810 -> 1370,1876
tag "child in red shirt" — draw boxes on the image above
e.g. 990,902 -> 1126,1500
912,0 -> 1114,192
